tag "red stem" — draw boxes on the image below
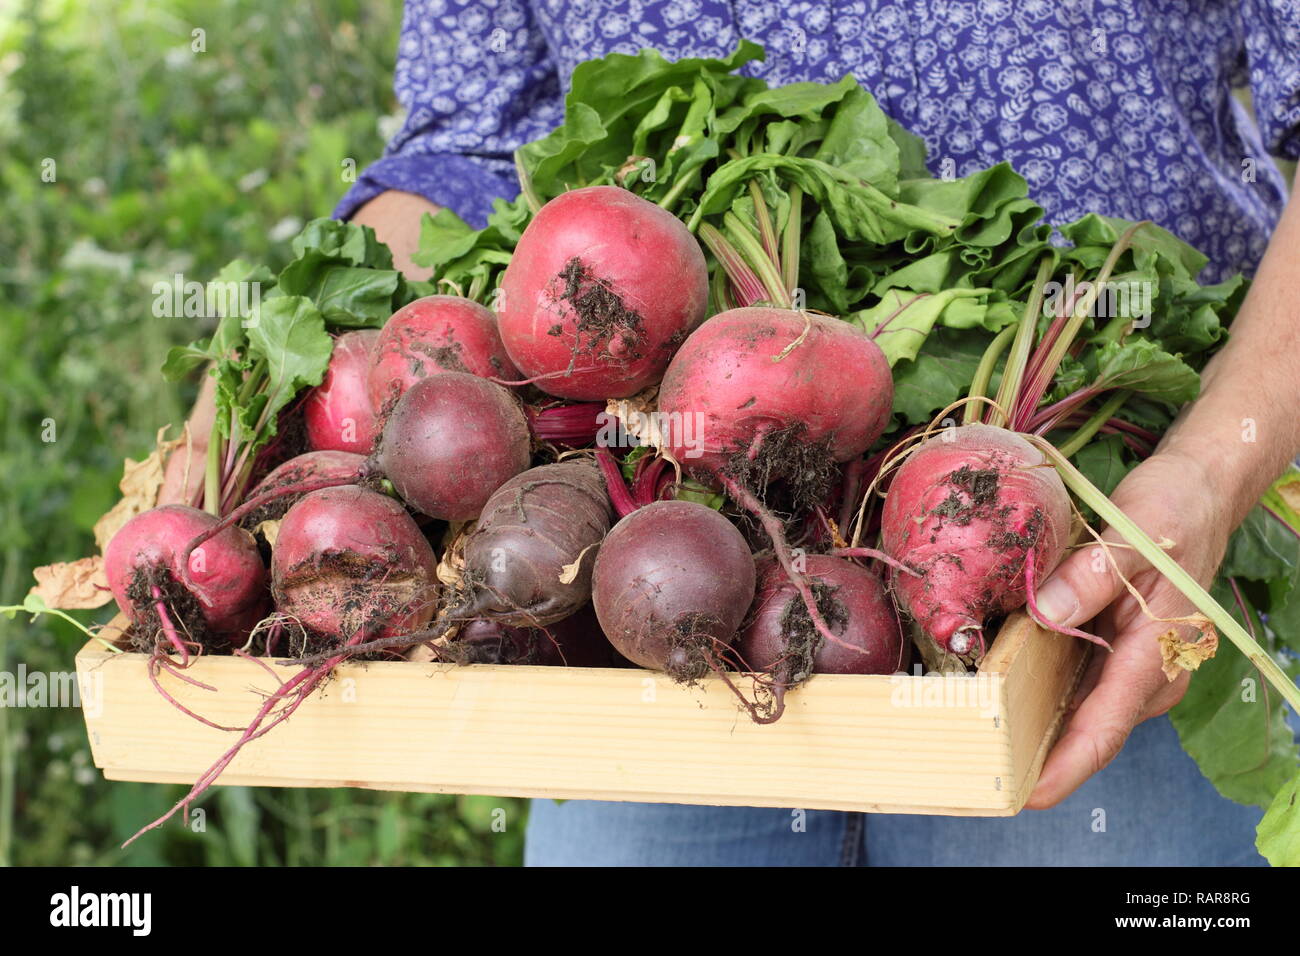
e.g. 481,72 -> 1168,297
527,402 -> 606,447
595,449 -> 641,518
180,473 -> 368,582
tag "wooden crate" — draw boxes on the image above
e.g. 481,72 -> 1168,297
75,611 -> 1088,815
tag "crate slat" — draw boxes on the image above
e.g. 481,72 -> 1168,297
76,611 -> 1088,815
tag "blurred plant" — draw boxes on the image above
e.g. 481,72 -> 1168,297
0,0 -> 528,867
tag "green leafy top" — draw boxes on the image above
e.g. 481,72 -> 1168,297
162,219 -> 426,513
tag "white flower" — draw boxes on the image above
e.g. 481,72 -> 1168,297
1038,61 -> 1073,93
998,65 -> 1033,96
1032,102 -> 1069,133
1112,34 -> 1144,65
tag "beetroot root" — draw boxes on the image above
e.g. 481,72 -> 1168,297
272,485 -> 438,643
658,306 -> 893,482
498,186 -> 709,400
881,423 -> 1071,659
591,500 -> 756,679
447,460 -> 612,627
105,505 -> 268,650
305,330 -> 381,455
367,295 -> 518,413
737,555 -> 907,679
376,372 -> 531,521
239,450 -> 367,527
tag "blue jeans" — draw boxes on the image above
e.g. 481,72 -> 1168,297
525,716 -> 1266,866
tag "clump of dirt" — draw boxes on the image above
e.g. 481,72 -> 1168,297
410,341 -> 467,373
556,257 -> 646,362
722,423 -> 837,516
775,578 -> 847,684
664,613 -> 725,683
987,507 -> 1045,554
927,465 -> 1006,528
125,563 -> 211,653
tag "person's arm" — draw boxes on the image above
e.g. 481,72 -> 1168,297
1027,190 -> 1300,807
350,189 -> 442,279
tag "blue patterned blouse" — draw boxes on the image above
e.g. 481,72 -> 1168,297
335,0 -> 1300,281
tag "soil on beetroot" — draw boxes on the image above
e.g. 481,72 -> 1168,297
556,257 -> 646,365
275,549 -> 434,660
409,341 -> 468,374
721,423 -> 837,516
919,464 -> 1049,599
771,578 -> 848,684
124,563 -> 213,653
664,612 -> 726,683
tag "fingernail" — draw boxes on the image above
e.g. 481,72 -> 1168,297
1035,579 -> 1079,627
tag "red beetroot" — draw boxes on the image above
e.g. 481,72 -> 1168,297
881,423 -> 1071,659
305,330 -> 381,454
737,555 -> 907,678
591,500 -> 755,679
498,186 -> 709,400
105,505 -> 268,648
240,450 -> 367,525
367,296 -> 518,413
272,485 -> 438,642
376,372 -> 531,521
658,306 -> 894,478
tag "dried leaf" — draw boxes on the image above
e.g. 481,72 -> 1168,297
558,543 -> 599,585
1158,618 -> 1219,680
29,557 -> 113,609
92,425 -> 190,550
435,521 -> 472,590
255,519 -> 282,547
604,386 -> 682,476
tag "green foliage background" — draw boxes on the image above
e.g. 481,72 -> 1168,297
0,0 -> 526,866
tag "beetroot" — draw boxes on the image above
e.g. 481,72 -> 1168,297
446,460 -> 612,626
105,505 -> 268,650
239,450 -> 367,527
881,423 -> 1071,659
655,305 -> 895,667
367,295 -> 519,413
376,372 -> 531,521
658,306 -> 893,481
272,485 -> 438,643
591,500 -> 755,679
305,330 -> 381,455
454,605 -> 626,667
498,186 -> 709,400
737,555 -> 906,679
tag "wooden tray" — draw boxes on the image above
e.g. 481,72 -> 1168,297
75,611 -> 1088,815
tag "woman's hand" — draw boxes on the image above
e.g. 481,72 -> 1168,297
1027,191 -> 1300,806
1025,449 -> 1231,807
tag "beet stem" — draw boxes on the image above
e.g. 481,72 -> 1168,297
179,473 -> 366,584
595,449 -> 641,518
719,475 -> 866,656
1022,546 -> 1112,649
150,585 -> 189,667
